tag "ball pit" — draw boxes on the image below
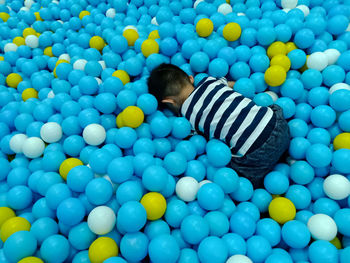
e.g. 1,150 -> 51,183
0,0 -> 350,262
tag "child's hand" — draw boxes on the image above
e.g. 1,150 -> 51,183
228,81 -> 235,88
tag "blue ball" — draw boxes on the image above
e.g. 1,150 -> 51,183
160,37 -> 178,56
288,118 -> 309,138
253,93 -> 273,107
229,62 -> 251,80
281,78 -> 304,100
281,220 -> 311,249
78,76 -> 98,95
294,28 -> 315,49
144,219 -> 171,240
308,240 -> 338,263
116,180 -> 143,205
206,140 -> 231,167
275,24 -> 292,42
198,236 -> 228,263
285,185 -> 311,210
230,177 -> 254,202
163,151 -> 187,176
88,148 -> 113,174
117,201 -> 147,233
313,198 -> 340,217
63,135 -> 85,157
257,27 -> 276,46
322,65 -> 346,87
290,161 -> 315,185
197,183 -> 224,211
256,218 -> 281,247
85,177 -> 113,205
116,89 -> 137,109
165,199 -> 189,228
189,51 -> 210,73
332,149 -> 350,174
6,185 -> 33,210
300,69 -> 323,89
56,197 -> 85,226
7,167 -> 30,187
264,171 -> 289,195
208,58 -> 229,78
133,137 -> 156,155
114,127 -> 137,149
184,160 -> 206,181
66,164 -> 94,193
213,167 -> 239,194
3,231 -> 37,262
334,208 -> 350,237
204,211 -> 230,237
171,117 -> 192,139
329,89 -> 350,112
180,214 -> 209,245
305,143 -> 332,168
120,232 -> 149,262
68,222 -> 96,251
310,105 -> 336,128
142,165 -> 168,192
222,233 -> 246,256
234,78 -> 256,98
148,234 -> 180,263
289,137 -> 311,160
30,217 -> 59,245
178,248 -> 199,263
339,110 -> 350,132
251,188 -> 272,213
327,15 -> 349,35
230,211 -> 256,239
40,234 -> 70,263
249,53 -> 270,72
45,183 -> 72,210
137,93 -> 158,115
217,47 -> 237,66
275,97 -> 296,119
246,235 -> 272,262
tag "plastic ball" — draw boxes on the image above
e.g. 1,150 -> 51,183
82,123 -> 106,146
332,149 -> 350,174
308,240 -> 338,263
246,235 -> 272,263
22,136 -> 45,159
306,52 -> 328,71
88,237 -> 118,263
120,232 -> 148,262
3,230 -> 37,262
6,73 -> 23,88
17,257 -> 44,263
197,182 -> 224,211
89,36 -> 105,51
264,65 -> 286,87
123,28 -> 139,46
0,207 -> 15,228
9,133 -> 27,154
59,158 -> 83,180
148,234 -> 180,263
333,133 -> 350,150
87,206 -> 116,235
310,105 -> 336,128
196,18 -> 214,37
30,217 -> 58,245
25,35 -> 39,48
117,201 -> 147,232
223,22 -> 241,41
141,39 -> 159,57
268,197 -> 296,224
264,171 -> 289,195
305,143 -> 332,168
334,208 -> 350,237
40,234 -> 70,263
307,214 -> 337,241
198,236 -> 228,263
119,106 -> 144,128
226,255 -> 253,263
0,216 -> 31,242
175,176 -> 199,202
140,192 -> 167,221
57,197 -> 85,226
22,88 -> 38,101
40,122 -> 62,143
323,174 -> 350,200
281,220 -> 310,249
85,177 -> 113,205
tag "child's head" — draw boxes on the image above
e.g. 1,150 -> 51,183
147,63 -> 194,113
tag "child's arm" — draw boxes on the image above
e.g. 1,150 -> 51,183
228,81 -> 235,88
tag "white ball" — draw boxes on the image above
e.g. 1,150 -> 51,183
95,77 -> 102,85
194,0 -> 204,9
282,8 -> 291,13
0,0 -> 6,4
25,35 -> 39,49
151,17 -> 158,26
323,174 -> 350,200
22,137 -> 45,158
20,7 -> 30,11
83,123 -> 106,146
198,180 -> 212,188
329,83 -> 350,94
87,206 -> 116,235
24,0 -> 34,8
98,60 -> 106,70
175,177 -> 199,202
324,49 -> 341,65
265,91 -> 279,102
58,54 -> 70,62
217,3 -> 233,15
4,43 -> 18,53
281,0 -> 298,9
306,52 -> 328,71
296,5 -> 310,17
9,134 -> 28,154
47,91 -> 55,98
226,255 -> 253,263
40,122 -> 63,143
237,13 -> 246,16
106,8 -> 116,18
307,214 -> 338,241
73,59 -> 87,70
123,25 -> 138,32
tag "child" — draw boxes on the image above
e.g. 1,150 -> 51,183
147,63 -> 290,188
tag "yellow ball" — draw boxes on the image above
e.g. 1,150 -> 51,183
267,41 -> 287,59
0,217 -> 31,242
141,39 -> 159,58
34,12 -> 43,21
264,65 -> 287,87
0,56 -> 4,61
268,197 -> 296,224
79,10 -> 90,19
223,22 -> 242,41
18,257 -> 44,263
121,106 -> 144,128
89,36 -> 105,51
88,237 -> 118,263
286,42 -> 298,53
148,30 -> 160,39
0,12 -> 10,22
112,70 -> 130,85
6,73 -> 23,88
13,36 -> 26,46
196,18 -> 214,37
23,28 -> 36,38
22,88 -> 38,101
123,29 -> 139,46
55,59 -> 69,66
270,54 -> 291,72
59,158 -> 83,180
0,207 -> 16,228
116,113 -> 124,128
44,46 -> 54,57
330,237 -> 341,249
333,133 -> 350,150
140,192 -> 167,221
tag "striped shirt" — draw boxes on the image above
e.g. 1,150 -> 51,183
180,76 -> 276,157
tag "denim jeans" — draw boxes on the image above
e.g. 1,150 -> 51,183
230,104 -> 290,188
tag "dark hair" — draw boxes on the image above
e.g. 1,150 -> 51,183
147,63 -> 191,109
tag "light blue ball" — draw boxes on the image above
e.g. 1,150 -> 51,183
264,171 -> 289,195
197,183 -> 224,211
308,240 -> 338,263
253,93 -> 274,107
329,89 -> 350,112
184,160 -> 206,181
171,117 -> 192,139
198,236 -> 228,263
287,49 -> 306,70
208,58 -> 229,78
332,149 -> 350,175
142,165 -> 168,191
307,86 -> 329,107
6,185 -> 33,210
289,137 -> 310,160
144,219 -> 171,240
257,27 -> 276,46
339,110 -> 350,132
285,185 -> 311,210
290,160 -> 315,185
310,105 -> 336,128
57,197 -> 85,226
305,143 -> 332,168
246,235 -> 272,262
230,211 -> 256,239
313,197 -> 340,217
63,135 -> 85,157
3,231 -> 37,262
204,211 -> 230,237
66,165 -> 94,193
249,53 -> 270,72
117,201 -> 147,233
300,69 -> 323,89
189,51 -> 210,73
229,61 -> 251,80
281,78 -> 304,100
120,232 -> 149,262
30,217 -> 59,245
294,28 -> 315,49
234,78 -> 256,98
45,183 -> 72,210
256,218 -> 281,247
150,115 -> 172,138
230,177 -> 254,202
327,15 -> 349,35
281,220 -> 311,249
148,234 -> 180,263
137,93 -> 158,115
163,151 -> 187,176
222,232 -> 246,256
275,97 -> 296,119
206,140 -> 231,167
288,118 -> 308,138
40,234 -> 70,263
175,140 -> 196,161
251,188 -> 272,213
334,208 -> 350,236
85,177 -> 113,205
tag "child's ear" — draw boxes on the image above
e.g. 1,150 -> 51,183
189,75 -> 194,84
161,98 -> 176,105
